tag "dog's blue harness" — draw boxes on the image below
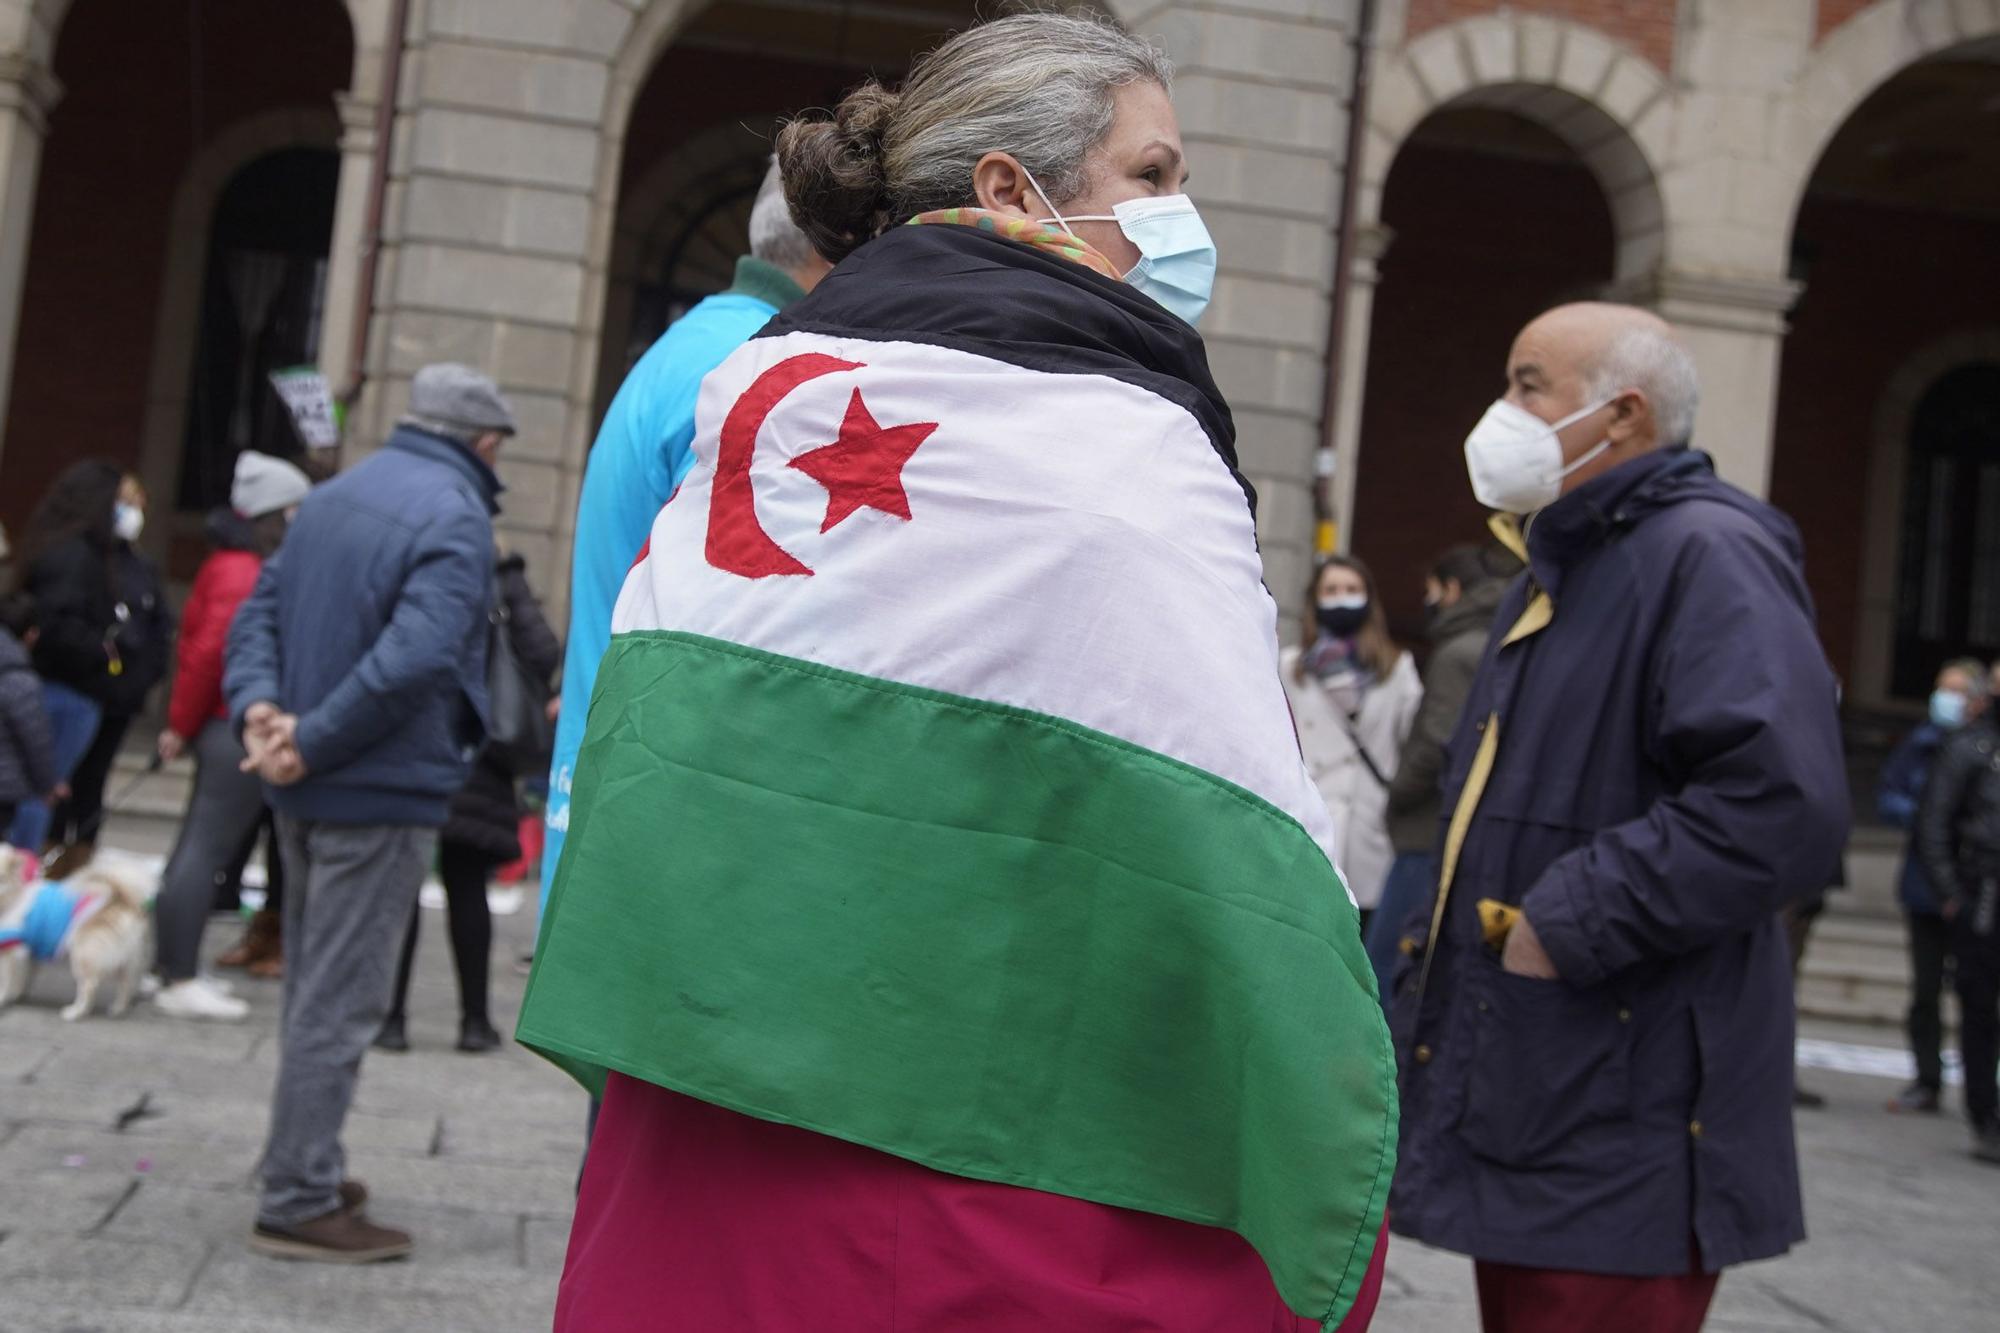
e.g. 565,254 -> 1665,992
0,880 -> 104,962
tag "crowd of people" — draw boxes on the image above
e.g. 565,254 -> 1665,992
2,10 -> 1998,1332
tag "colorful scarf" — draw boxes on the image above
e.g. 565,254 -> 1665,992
1302,635 -> 1375,718
908,208 -> 1123,280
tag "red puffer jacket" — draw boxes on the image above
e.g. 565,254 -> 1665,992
166,521 -> 263,742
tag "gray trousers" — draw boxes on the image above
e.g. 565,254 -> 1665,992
154,719 -> 268,981
259,817 -> 434,1226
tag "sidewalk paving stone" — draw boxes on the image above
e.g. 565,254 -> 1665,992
5,835 -> 1999,1331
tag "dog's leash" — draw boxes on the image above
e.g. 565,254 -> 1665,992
57,752 -> 164,857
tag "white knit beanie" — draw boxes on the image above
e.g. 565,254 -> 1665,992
231,451 -> 313,519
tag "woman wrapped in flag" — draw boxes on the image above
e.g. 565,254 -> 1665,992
520,13 -> 1396,1330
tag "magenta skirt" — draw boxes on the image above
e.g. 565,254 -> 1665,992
558,1073 -> 1384,1331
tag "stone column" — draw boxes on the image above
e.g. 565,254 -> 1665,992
1327,223 -> 1392,555
350,1 -> 629,595
0,53 -> 59,476
1610,269 -> 1799,496
317,92 -> 383,401
1129,1 -> 1361,636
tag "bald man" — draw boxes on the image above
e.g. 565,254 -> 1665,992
1385,304 -> 1849,1333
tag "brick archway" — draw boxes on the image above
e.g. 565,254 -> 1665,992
1766,1 -> 2000,267
1363,14 -> 1669,279
1849,329 -> 2000,707
592,114 -> 787,424
134,107 -> 342,547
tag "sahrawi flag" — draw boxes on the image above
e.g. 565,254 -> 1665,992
520,223 -> 1395,1329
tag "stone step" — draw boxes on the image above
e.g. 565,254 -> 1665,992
103,751 -> 194,821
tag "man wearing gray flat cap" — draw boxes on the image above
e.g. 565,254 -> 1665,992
225,363 -> 515,1263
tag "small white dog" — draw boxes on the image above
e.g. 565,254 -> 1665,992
0,845 -> 152,1021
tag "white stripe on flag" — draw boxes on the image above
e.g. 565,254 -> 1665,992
616,331 -> 1344,881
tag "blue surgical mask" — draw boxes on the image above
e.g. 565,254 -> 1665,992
1931,689 -> 1968,730
1024,168 -> 1218,326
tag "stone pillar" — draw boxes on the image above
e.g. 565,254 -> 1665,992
1130,1 -> 1361,636
351,1 -> 629,594
1327,223 -> 1392,556
317,93 -> 382,400
0,53 -> 58,477
1611,269 -> 1799,497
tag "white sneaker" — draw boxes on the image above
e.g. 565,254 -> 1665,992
141,973 -> 232,999
154,977 -> 249,1022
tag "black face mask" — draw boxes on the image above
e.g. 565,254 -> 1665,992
1315,601 -> 1369,638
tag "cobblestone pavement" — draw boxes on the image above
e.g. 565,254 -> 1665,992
3,848 -> 1996,1331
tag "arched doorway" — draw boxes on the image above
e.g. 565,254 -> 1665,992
1892,363 -> 2000,695
178,147 -> 342,512
0,0 -> 353,575
592,0 -> 987,428
1771,46 -> 2000,705
1348,102 -> 1618,642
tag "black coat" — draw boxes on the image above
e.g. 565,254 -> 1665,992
22,534 -> 173,713
1386,576 -> 1507,854
0,626 -> 56,804
105,541 -> 173,715
1916,713 -> 2000,909
1388,448 -> 1849,1277
441,555 -> 561,860
22,535 -> 118,699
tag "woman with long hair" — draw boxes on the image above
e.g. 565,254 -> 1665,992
1281,555 -> 1423,937
44,471 -> 174,873
524,13 -> 1390,1330
5,459 -> 123,854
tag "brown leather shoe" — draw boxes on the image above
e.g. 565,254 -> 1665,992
250,1206 -> 411,1263
338,1179 -> 368,1211
40,840 -> 94,881
246,951 -> 284,980
216,909 -> 281,970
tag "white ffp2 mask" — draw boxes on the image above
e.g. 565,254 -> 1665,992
1462,397 -> 1615,514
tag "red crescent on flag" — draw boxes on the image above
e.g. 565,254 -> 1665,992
705,351 -> 863,578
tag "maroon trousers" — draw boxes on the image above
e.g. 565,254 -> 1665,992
1475,1259 -> 1718,1333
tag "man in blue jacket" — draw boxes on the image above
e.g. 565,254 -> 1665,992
1878,657 -> 1987,1114
540,161 -> 828,920
227,363 -> 514,1263
1389,303 -> 1849,1333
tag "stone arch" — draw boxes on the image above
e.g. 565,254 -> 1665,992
0,0 -> 358,528
1850,327 -> 2000,706
582,0 -> 1152,374
133,106 -> 343,538
1363,13 -> 1670,279
1773,1 -> 2000,246
22,0 -> 383,75
592,114 -> 787,423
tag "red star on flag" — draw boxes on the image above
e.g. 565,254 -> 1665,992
789,389 -> 939,533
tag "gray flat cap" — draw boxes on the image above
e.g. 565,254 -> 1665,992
407,363 -> 517,436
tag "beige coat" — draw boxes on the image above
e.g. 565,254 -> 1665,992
1279,648 -> 1422,909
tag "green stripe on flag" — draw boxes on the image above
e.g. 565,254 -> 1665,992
519,630 -> 1395,1325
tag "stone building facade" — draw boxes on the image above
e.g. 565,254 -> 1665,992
0,0 -> 1994,712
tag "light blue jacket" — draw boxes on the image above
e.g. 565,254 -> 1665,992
541,259 -> 804,914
